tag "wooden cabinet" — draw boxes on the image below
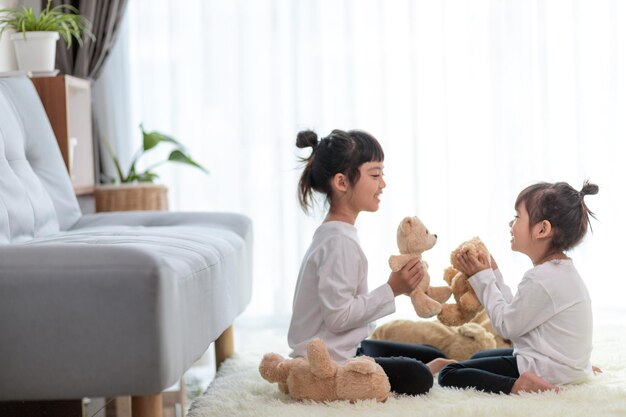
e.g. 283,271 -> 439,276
31,75 -> 95,195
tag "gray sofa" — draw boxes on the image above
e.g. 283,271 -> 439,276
0,76 -> 252,414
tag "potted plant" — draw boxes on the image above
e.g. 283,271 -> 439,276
0,0 -> 93,72
96,124 -> 209,212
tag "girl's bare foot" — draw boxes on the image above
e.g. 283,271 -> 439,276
511,372 -> 560,394
426,358 -> 457,375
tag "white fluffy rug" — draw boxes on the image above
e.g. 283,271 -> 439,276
188,323 -> 626,417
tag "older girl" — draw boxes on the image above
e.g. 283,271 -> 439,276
288,129 -> 453,395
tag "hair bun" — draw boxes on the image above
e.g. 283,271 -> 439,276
296,130 -> 319,149
580,181 -> 599,197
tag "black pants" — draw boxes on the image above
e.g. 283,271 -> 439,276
438,348 -> 518,394
356,339 -> 447,396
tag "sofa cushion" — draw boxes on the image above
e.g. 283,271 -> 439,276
0,77 -> 82,242
0,83 -> 59,243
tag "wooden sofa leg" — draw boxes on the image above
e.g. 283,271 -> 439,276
215,325 -> 234,369
131,394 -> 163,417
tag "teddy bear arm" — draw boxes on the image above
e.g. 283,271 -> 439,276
389,254 -> 414,272
426,286 -> 453,303
307,338 -> 338,379
459,292 -> 482,313
410,288 -> 443,318
442,266 -> 458,285
343,356 -> 379,374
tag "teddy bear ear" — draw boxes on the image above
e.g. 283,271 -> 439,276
399,217 -> 414,233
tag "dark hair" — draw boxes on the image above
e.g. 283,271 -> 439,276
515,180 -> 599,253
296,129 -> 384,213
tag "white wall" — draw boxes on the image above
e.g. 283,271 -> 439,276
0,0 -> 18,71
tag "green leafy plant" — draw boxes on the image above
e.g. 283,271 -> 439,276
102,124 -> 209,184
0,0 -> 93,47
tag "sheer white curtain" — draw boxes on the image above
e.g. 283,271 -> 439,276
124,0 -> 626,324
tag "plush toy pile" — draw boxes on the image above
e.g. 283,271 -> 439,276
371,319 -> 496,360
258,338 -> 390,402
388,216 -> 452,318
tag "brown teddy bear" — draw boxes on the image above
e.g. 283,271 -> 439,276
470,310 -> 512,349
370,319 -> 496,361
437,237 -> 488,326
258,338 -> 390,402
389,216 -> 452,318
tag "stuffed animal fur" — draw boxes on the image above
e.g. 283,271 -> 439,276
389,216 -> 452,318
259,338 -> 390,402
470,310 -> 512,349
370,319 -> 496,361
437,237 -> 488,326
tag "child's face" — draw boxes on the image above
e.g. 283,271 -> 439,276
509,202 -> 532,254
348,161 -> 386,213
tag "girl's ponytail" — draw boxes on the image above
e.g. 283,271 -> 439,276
296,130 -> 319,149
296,130 -> 318,212
579,180 -> 599,199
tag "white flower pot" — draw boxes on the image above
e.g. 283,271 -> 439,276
10,31 -> 59,72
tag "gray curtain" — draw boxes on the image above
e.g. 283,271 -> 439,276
50,0 -> 128,80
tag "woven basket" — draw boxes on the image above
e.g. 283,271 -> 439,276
95,184 -> 169,212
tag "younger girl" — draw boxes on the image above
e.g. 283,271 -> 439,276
438,181 -> 598,394
288,129 -> 454,396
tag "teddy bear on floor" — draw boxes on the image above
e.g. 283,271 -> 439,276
437,237 -> 488,326
371,319 -> 496,361
258,338 -> 390,402
470,310 -> 512,349
389,216 -> 452,318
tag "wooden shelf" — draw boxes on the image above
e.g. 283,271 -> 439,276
31,75 -> 95,195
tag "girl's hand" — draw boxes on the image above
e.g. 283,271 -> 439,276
388,258 -> 424,296
490,254 -> 499,270
455,251 -> 491,277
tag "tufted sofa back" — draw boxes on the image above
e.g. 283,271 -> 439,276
0,76 -> 81,244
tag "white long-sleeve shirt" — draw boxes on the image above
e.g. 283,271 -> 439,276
469,259 -> 593,385
288,221 -> 396,363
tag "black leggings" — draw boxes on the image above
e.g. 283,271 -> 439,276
438,348 -> 518,394
357,339 -> 447,396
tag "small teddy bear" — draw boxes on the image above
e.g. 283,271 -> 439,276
437,237 -> 488,326
371,319 -> 496,361
389,216 -> 452,318
259,338 -> 390,402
